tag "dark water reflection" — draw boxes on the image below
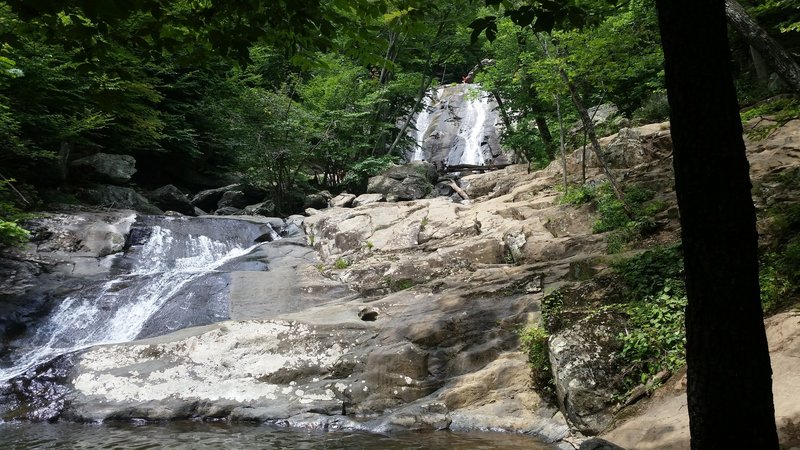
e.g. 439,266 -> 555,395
1,421 -> 555,449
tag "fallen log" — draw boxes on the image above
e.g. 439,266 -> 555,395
441,163 -> 513,173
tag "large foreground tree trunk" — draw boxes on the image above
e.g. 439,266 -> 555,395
725,0 -> 800,92
656,1 -> 779,448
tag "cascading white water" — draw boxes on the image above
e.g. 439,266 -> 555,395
0,223 -> 265,383
412,87 -> 442,161
458,90 -> 489,165
409,84 -> 496,166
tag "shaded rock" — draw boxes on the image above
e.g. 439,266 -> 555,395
243,201 -> 276,216
148,185 -> 195,216
218,190 -> 248,210
76,185 -> 162,214
579,438 -> 627,450
571,103 -> 620,134
352,193 -> 385,207
368,165 -> 433,202
304,191 -> 332,210
69,153 -> 137,185
214,206 -> 242,216
385,162 -> 438,183
331,193 -> 356,208
191,184 -> 241,212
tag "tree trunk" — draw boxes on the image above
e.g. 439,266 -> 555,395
656,1 -> 779,448
750,46 -> 770,87
725,0 -> 800,92
535,115 -> 555,160
559,68 -> 634,218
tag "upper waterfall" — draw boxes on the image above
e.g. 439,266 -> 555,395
408,84 -> 506,168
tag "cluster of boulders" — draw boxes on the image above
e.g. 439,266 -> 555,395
62,152 -> 274,217
304,161 -> 471,216
63,153 -> 473,218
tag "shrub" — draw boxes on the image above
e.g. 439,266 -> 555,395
618,280 -> 687,388
613,246 -> 686,388
0,179 -> 31,248
518,326 -> 555,399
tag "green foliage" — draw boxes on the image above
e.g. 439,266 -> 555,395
740,97 -> 800,140
334,258 -> 350,270
386,277 -> 416,291
752,0 -> 800,34
612,245 -> 684,301
0,179 -> 30,247
518,326 -> 555,398
541,289 -> 565,330
612,246 -> 687,388
632,91 -> 670,125
560,182 -> 665,253
587,183 -> 664,253
342,156 -> 399,192
559,184 -> 596,205
760,201 -> 800,313
618,280 -> 687,387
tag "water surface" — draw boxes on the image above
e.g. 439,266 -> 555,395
1,421 -> 555,449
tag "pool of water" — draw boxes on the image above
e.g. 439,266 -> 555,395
1,421 -> 556,449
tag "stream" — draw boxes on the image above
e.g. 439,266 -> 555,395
1,421 -> 554,449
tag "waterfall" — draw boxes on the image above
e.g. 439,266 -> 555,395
409,84 -> 499,167
0,217 -> 277,383
458,91 -> 489,165
411,87 -> 441,161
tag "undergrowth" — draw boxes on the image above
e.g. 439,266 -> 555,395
559,182 -> 666,253
518,325 -> 556,401
613,245 -> 687,390
0,179 -> 31,247
740,97 -> 800,141
760,200 -> 800,314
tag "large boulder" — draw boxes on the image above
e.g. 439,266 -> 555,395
243,201 -> 276,217
303,191 -> 332,210
331,193 -> 356,208
191,184 -> 241,212
217,190 -> 249,210
69,153 -> 137,185
76,185 -> 162,214
549,313 -> 627,434
148,185 -> 195,216
352,193 -> 385,207
367,162 -> 437,202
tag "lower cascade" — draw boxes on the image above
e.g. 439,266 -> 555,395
0,215 -> 287,385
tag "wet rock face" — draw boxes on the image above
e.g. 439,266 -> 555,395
408,85 -> 507,168
63,264 -> 567,440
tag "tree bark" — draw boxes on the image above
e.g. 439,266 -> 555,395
725,0 -> 800,92
656,1 -> 779,448
535,115 -> 555,160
